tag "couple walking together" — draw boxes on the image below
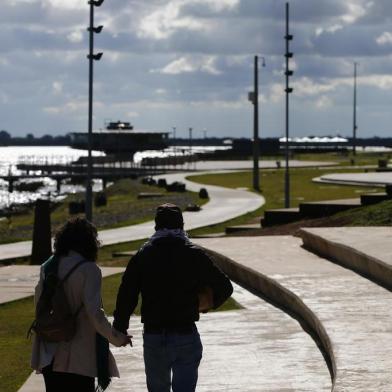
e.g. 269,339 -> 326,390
31,203 -> 233,391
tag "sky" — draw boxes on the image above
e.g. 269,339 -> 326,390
1,0 -> 392,139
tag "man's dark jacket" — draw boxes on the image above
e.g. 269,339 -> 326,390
113,236 -> 233,334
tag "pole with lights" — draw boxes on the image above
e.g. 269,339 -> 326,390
248,55 -> 266,191
353,62 -> 358,156
284,2 -> 294,208
86,0 -> 104,222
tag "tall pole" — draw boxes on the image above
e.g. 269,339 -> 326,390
284,2 -> 294,208
353,62 -> 358,156
253,55 -> 260,191
86,0 -> 104,222
189,127 -> 193,155
86,2 -> 94,222
172,126 -> 176,164
172,126 -> 176,141
189,127 -> 193,169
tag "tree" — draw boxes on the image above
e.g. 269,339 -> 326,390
0,130 -> 11,145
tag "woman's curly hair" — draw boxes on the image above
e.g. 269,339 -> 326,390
53,217 -> 100,261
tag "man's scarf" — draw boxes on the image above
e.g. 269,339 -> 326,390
149,228 -> 189,243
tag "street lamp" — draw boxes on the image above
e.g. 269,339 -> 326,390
353,62 -> 359,156
284,2 -> 294,208
86,0 -> 104,222
248,55 -> 266,192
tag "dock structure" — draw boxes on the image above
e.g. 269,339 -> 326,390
0,154 -> 200,193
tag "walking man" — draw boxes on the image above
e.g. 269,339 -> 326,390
113,203 -> 233,391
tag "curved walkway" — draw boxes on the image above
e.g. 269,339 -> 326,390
195,235 -> 392,391
315,172 -> 392,187
19,282 -> 331,392
0,171 -> 264,262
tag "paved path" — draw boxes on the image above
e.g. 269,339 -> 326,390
0,171 -> 264,262
301,227 -> 392,267
300,227 -> 392,291
316,171 -> 392,187
188,159 -> 335,171
0,265 -> 124,305
195,235 -> 392,391
0,159 -> 335,262
19,283 -> 331,392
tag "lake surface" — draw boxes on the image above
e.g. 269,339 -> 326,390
0,146 -> 103,209
0,145 -> 229,209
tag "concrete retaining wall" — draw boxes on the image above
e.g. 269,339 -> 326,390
201,246 -> 336,388
300,228 -> 392,292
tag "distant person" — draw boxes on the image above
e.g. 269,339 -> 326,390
30,217 -> 131,392
113,203 -> 233,392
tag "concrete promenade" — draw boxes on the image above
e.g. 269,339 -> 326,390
316,171 -> 392,187
0,159 -> 334,262
0,169 -> 265,262
0,265 -> 124,305
195,234 -> 392,391
19,283 -> 331,392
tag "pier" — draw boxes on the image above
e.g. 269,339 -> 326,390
0,154 -> 197,193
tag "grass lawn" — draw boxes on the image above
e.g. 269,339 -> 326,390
189,167 -> 379,208
187,166 -> 379,236
1,272 -> 240,392
289,151 -> 391,167
337,199 -> 392,226
0,178 -> 205,245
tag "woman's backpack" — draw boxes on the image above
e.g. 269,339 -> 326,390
28,256 -> 86,342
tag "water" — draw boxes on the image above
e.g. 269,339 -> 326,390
0,145 -> 230,210
0,146 -> 104,209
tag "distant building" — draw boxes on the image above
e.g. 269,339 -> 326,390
70,121 -> 169,156
279,135 -> 349,151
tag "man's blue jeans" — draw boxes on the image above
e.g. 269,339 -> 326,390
143,327 -> 203,392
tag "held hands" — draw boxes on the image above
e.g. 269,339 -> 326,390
120,334 -> 133,347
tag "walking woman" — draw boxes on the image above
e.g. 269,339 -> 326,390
30,217 -> 131,391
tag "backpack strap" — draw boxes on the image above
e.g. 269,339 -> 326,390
60,259 -> 88,284
61,260 -> 89,317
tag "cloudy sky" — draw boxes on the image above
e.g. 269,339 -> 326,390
1,0 -> 392,138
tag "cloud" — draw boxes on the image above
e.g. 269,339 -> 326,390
293,77 -> 335,97
42,0 -> 85,11
315,95 -> 333,109
138,2 -> 204,40
376,32 -> 392,46
52,81 -> 63,95
67,30 -> 83,43
2,0 -> 392,138
155,56 -> 221,75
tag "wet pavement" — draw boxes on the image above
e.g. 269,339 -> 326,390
0,265 -> 125,304
19,283 -> 331,392
300,226 -> 392,267
195,236 -> 392,391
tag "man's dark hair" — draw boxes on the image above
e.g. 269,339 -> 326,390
53,217 -> 100,261
154,203 -> 184,230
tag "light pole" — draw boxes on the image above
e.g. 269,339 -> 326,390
248,56 -> 266,192
172,126 -> 177,166
86,0 -> 104,222
284,2 -> 294,208
189,127 -> 193,156
353,62 -> 358,156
